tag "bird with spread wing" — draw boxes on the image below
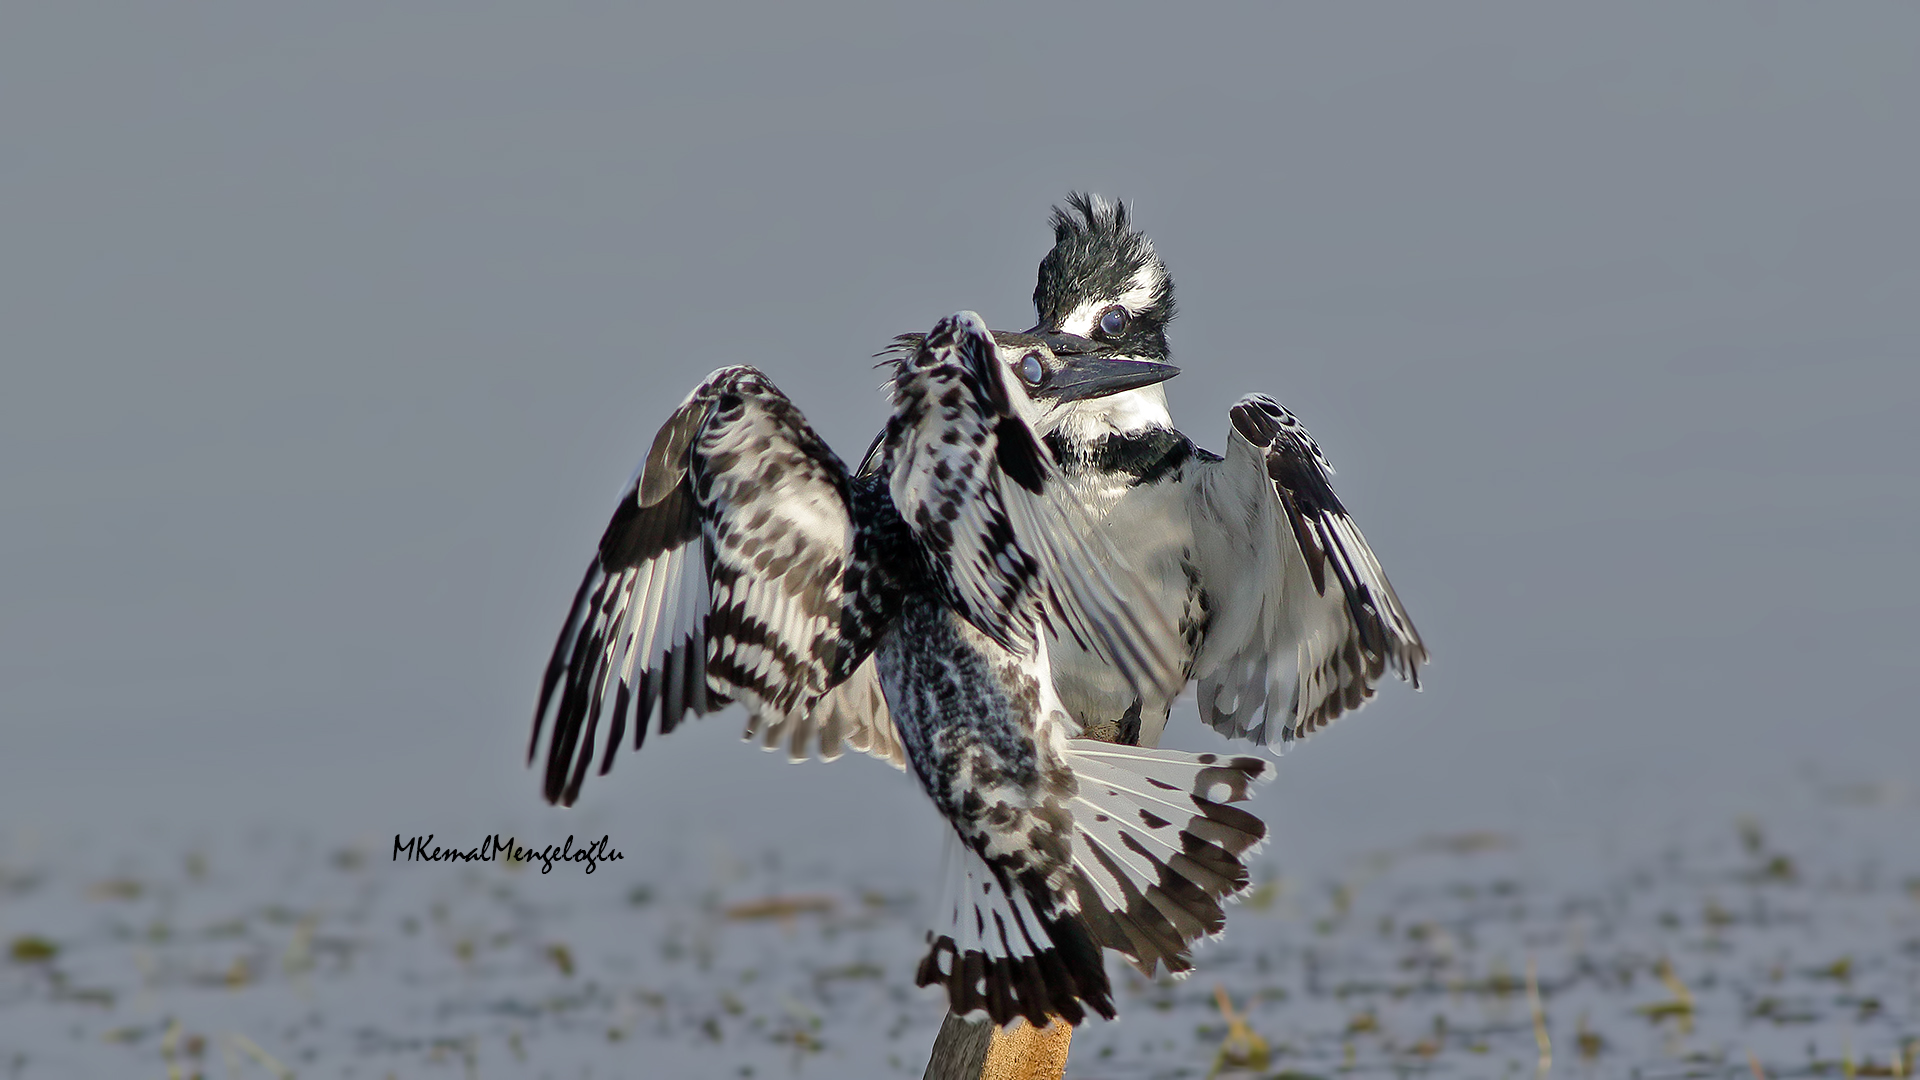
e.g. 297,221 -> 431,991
530,312 -> 1270,1026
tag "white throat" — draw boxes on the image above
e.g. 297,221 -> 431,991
1051,384 -> 1174,449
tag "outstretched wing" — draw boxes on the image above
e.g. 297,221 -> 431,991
529,366 -> 903,805
883,311 -> 1182,701
1191,394 -> 1426,746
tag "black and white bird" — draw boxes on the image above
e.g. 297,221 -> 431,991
878,196 -> 1427,750
530,312 -> 1270,1026
1020,193 -> 1428,749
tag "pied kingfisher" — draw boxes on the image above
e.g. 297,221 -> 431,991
531,312 -> 1270,1026
1011,193 -> 1428,748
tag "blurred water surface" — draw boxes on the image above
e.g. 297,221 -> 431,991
3,790 -> 1914,1077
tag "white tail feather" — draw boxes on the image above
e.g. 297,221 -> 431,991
1059,741 -> 1269,977
918,738 -> 1272,1026
920,839 -> 1110,1027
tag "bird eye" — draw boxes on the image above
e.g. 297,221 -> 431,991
1097,306 -> 1128,337
1017,352 -> 1046,386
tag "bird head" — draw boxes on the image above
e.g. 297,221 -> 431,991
1025,193 -> 1179,446
877,195 -> 1180,453
1030,193 -> 1176,357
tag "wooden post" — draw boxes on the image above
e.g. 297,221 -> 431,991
923,1013 -> 995,1080
924,1015 -> 1072,1080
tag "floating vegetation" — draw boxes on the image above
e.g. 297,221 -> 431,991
227,1032 -> 294,1080
1208,985 -> 1270,1076
8,935 -> 57,963
1575,1011 -> 1605,1060
1635,957 -> 1696,1029
1524,953 -> 1550,1073
222,956 -> 251,988
87,878 -> 143,901
722,895 -> 836,921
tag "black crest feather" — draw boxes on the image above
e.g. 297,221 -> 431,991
1033,192 -> 1176,348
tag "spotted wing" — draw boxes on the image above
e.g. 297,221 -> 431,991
1190,394 -> 1427,746
883,311 -> 1182,700
529,366 -> 900,805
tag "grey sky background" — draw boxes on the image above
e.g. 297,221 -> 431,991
3,6 -> 1915,872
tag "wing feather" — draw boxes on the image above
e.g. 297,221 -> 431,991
529,366 -> 902,804
739,657 -> 905,768
1191,394 -> 1426,746
883,312 -> 1183,701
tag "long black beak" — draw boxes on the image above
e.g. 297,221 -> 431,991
1049,353 -> 1180,402
1027,329 -> 1180,400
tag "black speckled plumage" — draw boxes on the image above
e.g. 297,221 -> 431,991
531,366 -> 920,805
531,312 -> 1267,1027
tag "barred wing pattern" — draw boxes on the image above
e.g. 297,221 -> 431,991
530,366 -> 902,805
883,312 -> 1183,701
739,656 -> 905,768
1192,394 -> 1427,746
